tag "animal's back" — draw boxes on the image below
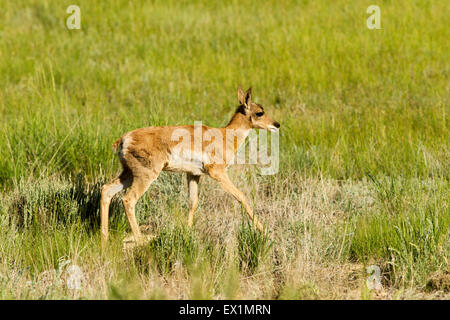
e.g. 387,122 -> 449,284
112,125 -> 210,176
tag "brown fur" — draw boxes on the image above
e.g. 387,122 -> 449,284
100,87 -> 280,247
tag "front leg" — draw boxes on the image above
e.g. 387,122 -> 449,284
207,167 -> 263,231
187,174 -> 200,227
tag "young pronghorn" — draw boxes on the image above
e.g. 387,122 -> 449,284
100,87 -> 280,247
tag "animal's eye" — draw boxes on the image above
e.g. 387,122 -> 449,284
255,112 -> 264,117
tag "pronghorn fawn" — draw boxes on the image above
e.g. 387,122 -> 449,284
100,87 -> 280,247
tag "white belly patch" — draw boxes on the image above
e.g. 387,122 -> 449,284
165,151 -> 206,175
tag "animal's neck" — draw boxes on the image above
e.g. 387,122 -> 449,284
225,111 -> 252,153
225,111 -> 251,130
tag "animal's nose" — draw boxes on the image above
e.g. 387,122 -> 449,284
274,122 -> 280,128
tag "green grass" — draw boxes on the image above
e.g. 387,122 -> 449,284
238,221 -> 273,274
350,177 -> 449,288
0,0 -> 448,299
145,225 -> 201,275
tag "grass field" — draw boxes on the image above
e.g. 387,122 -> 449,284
0,0 -> 448,299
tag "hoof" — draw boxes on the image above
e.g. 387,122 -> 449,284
122,234 -> 155,251
122,223 -> 155,250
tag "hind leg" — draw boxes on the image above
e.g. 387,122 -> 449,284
122,167 -> 161,244
187,174 -> 200,227
100,168 -> 132,248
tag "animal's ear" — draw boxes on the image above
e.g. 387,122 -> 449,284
237,86 -> 246,105
245,87 -> 252,105
237,86 -> 252,108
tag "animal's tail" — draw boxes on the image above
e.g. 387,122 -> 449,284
112,138 -> 122,152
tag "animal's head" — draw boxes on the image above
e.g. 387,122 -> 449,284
237,86 -> 280,132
